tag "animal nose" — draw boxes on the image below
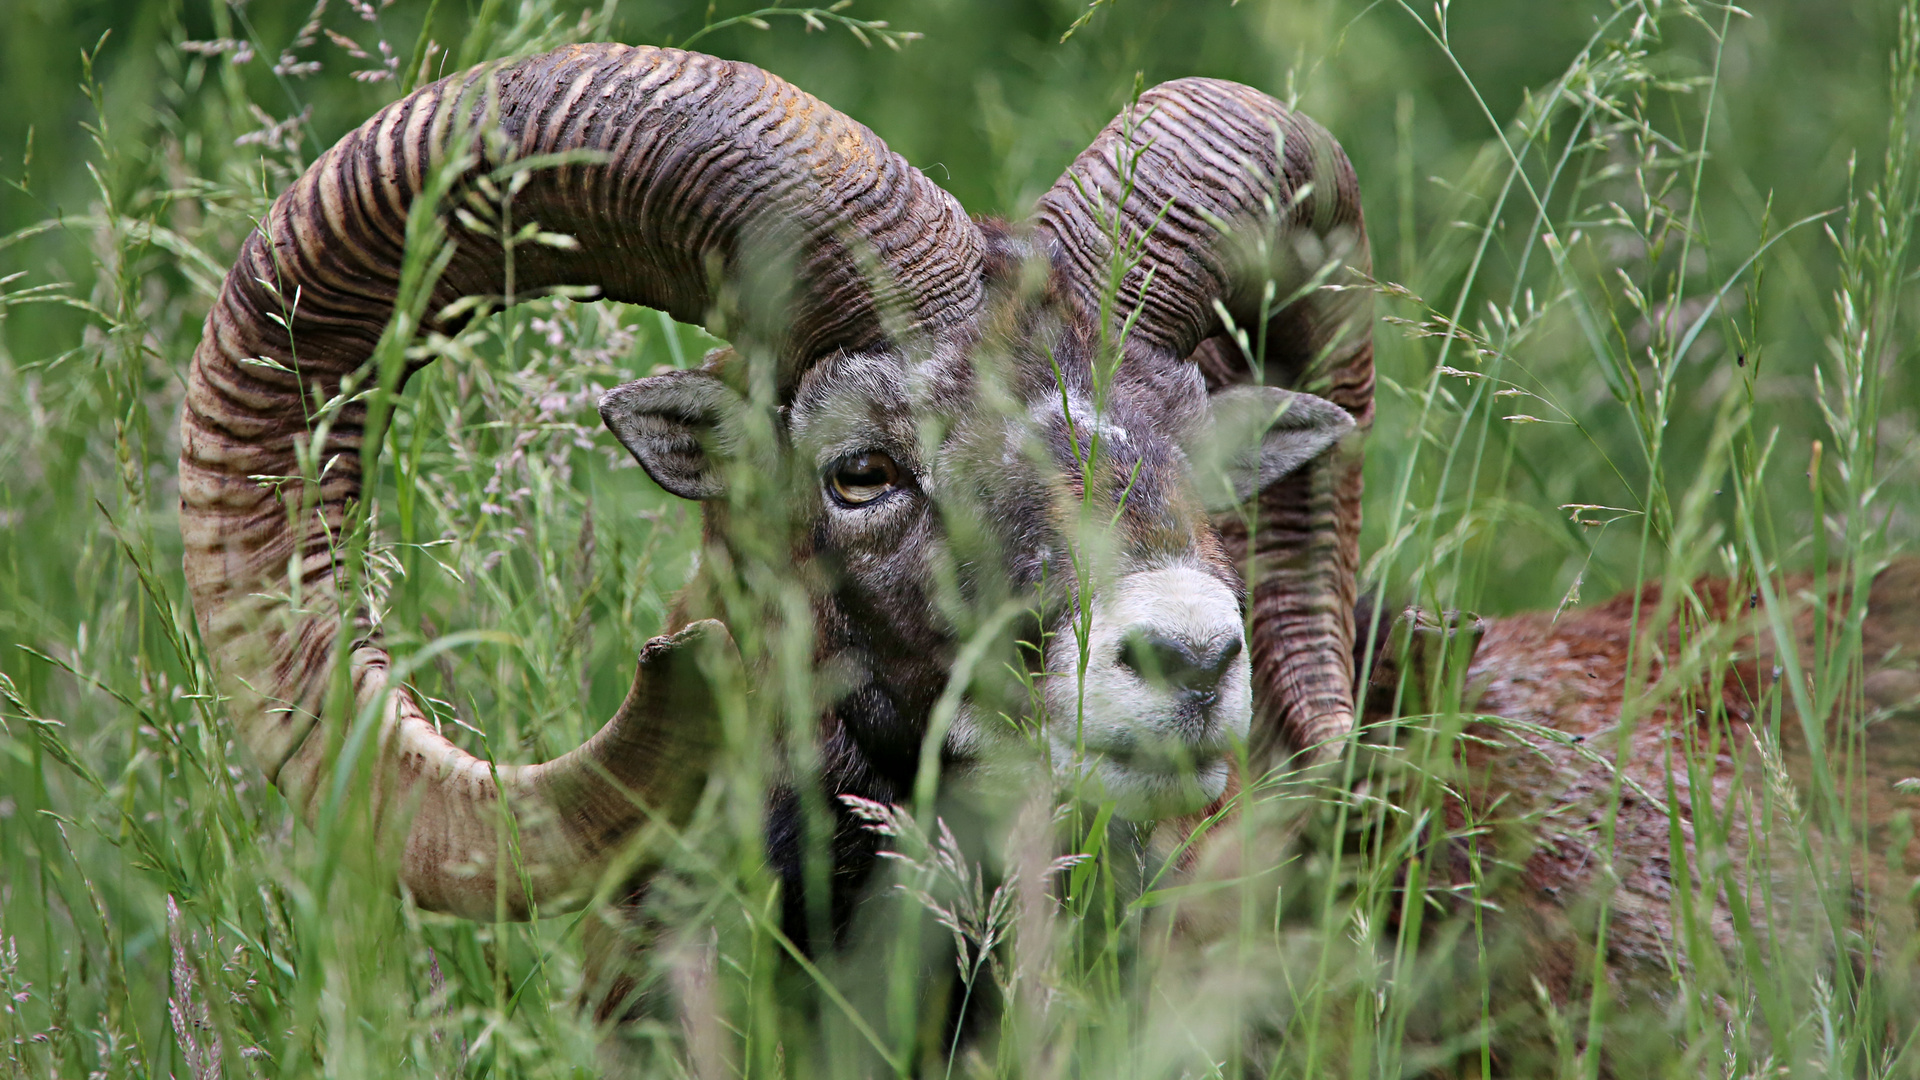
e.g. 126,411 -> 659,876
1118,631 -> 1243,699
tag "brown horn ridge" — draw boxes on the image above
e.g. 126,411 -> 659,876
179,43 -> 984,920
1035,78 -> 1373,767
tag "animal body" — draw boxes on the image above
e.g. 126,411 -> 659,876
176,38 -> 1913,1071
1330,558 -> 1920,1070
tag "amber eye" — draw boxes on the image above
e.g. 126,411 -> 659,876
828,452 -> 903,506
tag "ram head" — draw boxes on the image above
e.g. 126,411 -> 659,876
178,44 -> 1371,934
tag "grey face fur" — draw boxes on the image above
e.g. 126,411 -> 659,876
600,274 -> 1352,823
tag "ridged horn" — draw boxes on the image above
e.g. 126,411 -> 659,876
1034,78 -> 1373,766
179,43 -> 982,918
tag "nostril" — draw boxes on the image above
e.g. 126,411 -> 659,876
1118,633 -> 1191,687
1184,636 -> 1240,695
1118,632 -> 1243,696
1206,637 -> 1243,687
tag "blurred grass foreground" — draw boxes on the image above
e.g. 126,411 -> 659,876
3,0 -> 1920,1076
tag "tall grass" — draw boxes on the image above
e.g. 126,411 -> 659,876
1,0 -> 1917,1077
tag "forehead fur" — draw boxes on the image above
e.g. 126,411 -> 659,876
787,349 -> 1229,597
787,350 -> 922,471
772,226 -> 1240,598
998,373 -> 1234,592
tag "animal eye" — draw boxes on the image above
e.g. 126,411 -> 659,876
828,452 -> 903,507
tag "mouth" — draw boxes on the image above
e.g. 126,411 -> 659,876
1040,666 -> 1249,820
1049,733 -> 1234,820
1086,735 -> 1226,778
1031,664 -> 1251,817
943,703 -> 1235,821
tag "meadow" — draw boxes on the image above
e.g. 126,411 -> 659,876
1,0 -> 1917,1075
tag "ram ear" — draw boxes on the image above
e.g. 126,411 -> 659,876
599,369 -> 748,501
1187,385 -> 1355,511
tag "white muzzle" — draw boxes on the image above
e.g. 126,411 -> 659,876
1041,563 -> 1252,820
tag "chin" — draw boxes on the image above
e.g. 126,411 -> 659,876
1061,746 -> 1231,821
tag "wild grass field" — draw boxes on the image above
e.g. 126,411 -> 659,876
1,0 -> 1918,1076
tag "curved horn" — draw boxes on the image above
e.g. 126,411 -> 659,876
1035,78 -> 1372,766
180,44 -> 980,917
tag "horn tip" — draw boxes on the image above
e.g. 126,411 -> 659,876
640,619 -> 738,673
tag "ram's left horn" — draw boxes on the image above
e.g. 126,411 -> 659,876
1036,79 -> 1374,766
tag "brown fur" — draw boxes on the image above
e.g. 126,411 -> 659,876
1155,560 -> 1920,1074
1437,560 -> 1918,995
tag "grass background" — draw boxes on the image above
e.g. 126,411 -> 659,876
0,0 -> 1916,1076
